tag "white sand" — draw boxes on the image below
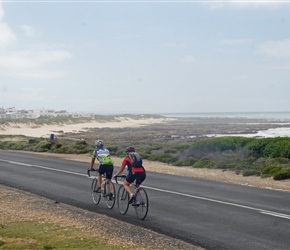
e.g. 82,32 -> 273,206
0,117 -> 173,138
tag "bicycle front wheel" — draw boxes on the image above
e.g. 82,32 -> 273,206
91,179 -> 101,205
117,185 -> 129,215
134,187 -> 149,220
105,180 -> 116,209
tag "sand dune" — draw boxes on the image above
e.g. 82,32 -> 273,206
0,117 -> 173,137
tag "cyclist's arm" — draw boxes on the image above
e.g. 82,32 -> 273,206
90,157 -> 96,170
115,158 -> 127,176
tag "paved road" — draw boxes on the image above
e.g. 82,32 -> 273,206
1,151 -> 290,250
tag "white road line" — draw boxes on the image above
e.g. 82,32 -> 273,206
143,186 -> 290,220
2,158 -> 290,220
261,211 -> 290,220
1,158 -> 86,177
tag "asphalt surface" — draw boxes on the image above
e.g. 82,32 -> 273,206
1,150 -> 290,250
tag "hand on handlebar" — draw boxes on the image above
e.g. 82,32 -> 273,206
87,168 -> 96,177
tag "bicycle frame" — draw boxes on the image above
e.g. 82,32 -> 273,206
88,168 -> 116,209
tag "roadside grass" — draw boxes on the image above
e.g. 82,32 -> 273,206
0,219 -> 124,250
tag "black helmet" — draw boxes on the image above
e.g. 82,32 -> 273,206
125,146 -> 135,153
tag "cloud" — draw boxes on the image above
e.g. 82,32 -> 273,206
20,25 -> 36,36
221,38 -> 252,45
0,50 -> 72,68
182,55 -> 197,63
0,3 -> 73,79
0,50 -> 73,79
0,3 -> 4,21
204,1 -> 290,9
258,39 -> 290,58
0,3 -> 17,48
0,87 -> 46,103
164,42 -> 186,48
0,23 -> 17,49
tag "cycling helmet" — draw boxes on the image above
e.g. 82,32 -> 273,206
94,140 -> 104,147
125,146 -> 135,153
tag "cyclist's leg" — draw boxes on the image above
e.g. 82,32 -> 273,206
124,173 -> 135,202
105,165 -> 114,194
135,171 -> 146,187
105,178 -> 116,209
98,165 -> 106,188
105,165 -> 114,180
133,172 -> 146,204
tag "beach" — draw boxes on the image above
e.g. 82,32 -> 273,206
0,117 -> 173,138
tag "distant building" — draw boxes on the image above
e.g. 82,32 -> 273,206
0,107 -> 94,119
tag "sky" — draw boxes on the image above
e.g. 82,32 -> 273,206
0,0 -> 290,114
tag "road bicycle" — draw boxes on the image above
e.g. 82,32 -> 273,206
87,168 -> 116,209
114,175 -> 149,220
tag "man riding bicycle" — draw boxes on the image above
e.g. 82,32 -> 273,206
114,146 -> 146,203
90,140 -> 114,193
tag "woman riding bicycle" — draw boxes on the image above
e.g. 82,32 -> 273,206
114,146 -> 146,203
90,139 -> 114,193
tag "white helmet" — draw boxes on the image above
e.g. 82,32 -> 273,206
94,140 -> 104,147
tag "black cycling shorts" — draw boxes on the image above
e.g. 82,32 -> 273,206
126,171 -> 146,185
99,164 -> 114,179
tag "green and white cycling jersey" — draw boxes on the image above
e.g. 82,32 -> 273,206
92,148 -> 114,165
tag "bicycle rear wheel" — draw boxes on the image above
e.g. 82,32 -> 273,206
134,187 -> 149,220
105,180 -> 116,209
91,179 -> 101,205
117,185 -> 129,215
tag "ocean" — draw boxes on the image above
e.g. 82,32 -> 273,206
160,111 -> 290,121
160,111 -> 290,138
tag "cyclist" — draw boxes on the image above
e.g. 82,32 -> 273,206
114,146 -> 146,203
90,140 -> 114,193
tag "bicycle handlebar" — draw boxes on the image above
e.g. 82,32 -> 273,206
87,168 -> 99,177
114,174 -> 126,184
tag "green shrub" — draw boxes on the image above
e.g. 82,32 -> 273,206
11,142 -> 28,150
165,149 -> 178,153
73,141 -> 90,153
28,138 -> 41,145
148,143 -> 162,151
107,145 -> 118,154
191,137 -> 252,153
245,137 -> 290,159
192,158 -> 215,168
0,141 -> 29,150
273,170 -> 290,180
174,157 -> 197,166
75,140 -> 88,147
263,139 -> 290,158
268,157 -> 290,165
243,170 -> 260,176
147,153 -> 178,164
115,150 -> 125,157
175,144 -> 190,151
245,138 -> 272,158
216,162 -> 249,170
262,165 -> 282,177
33,141 -> 52,152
